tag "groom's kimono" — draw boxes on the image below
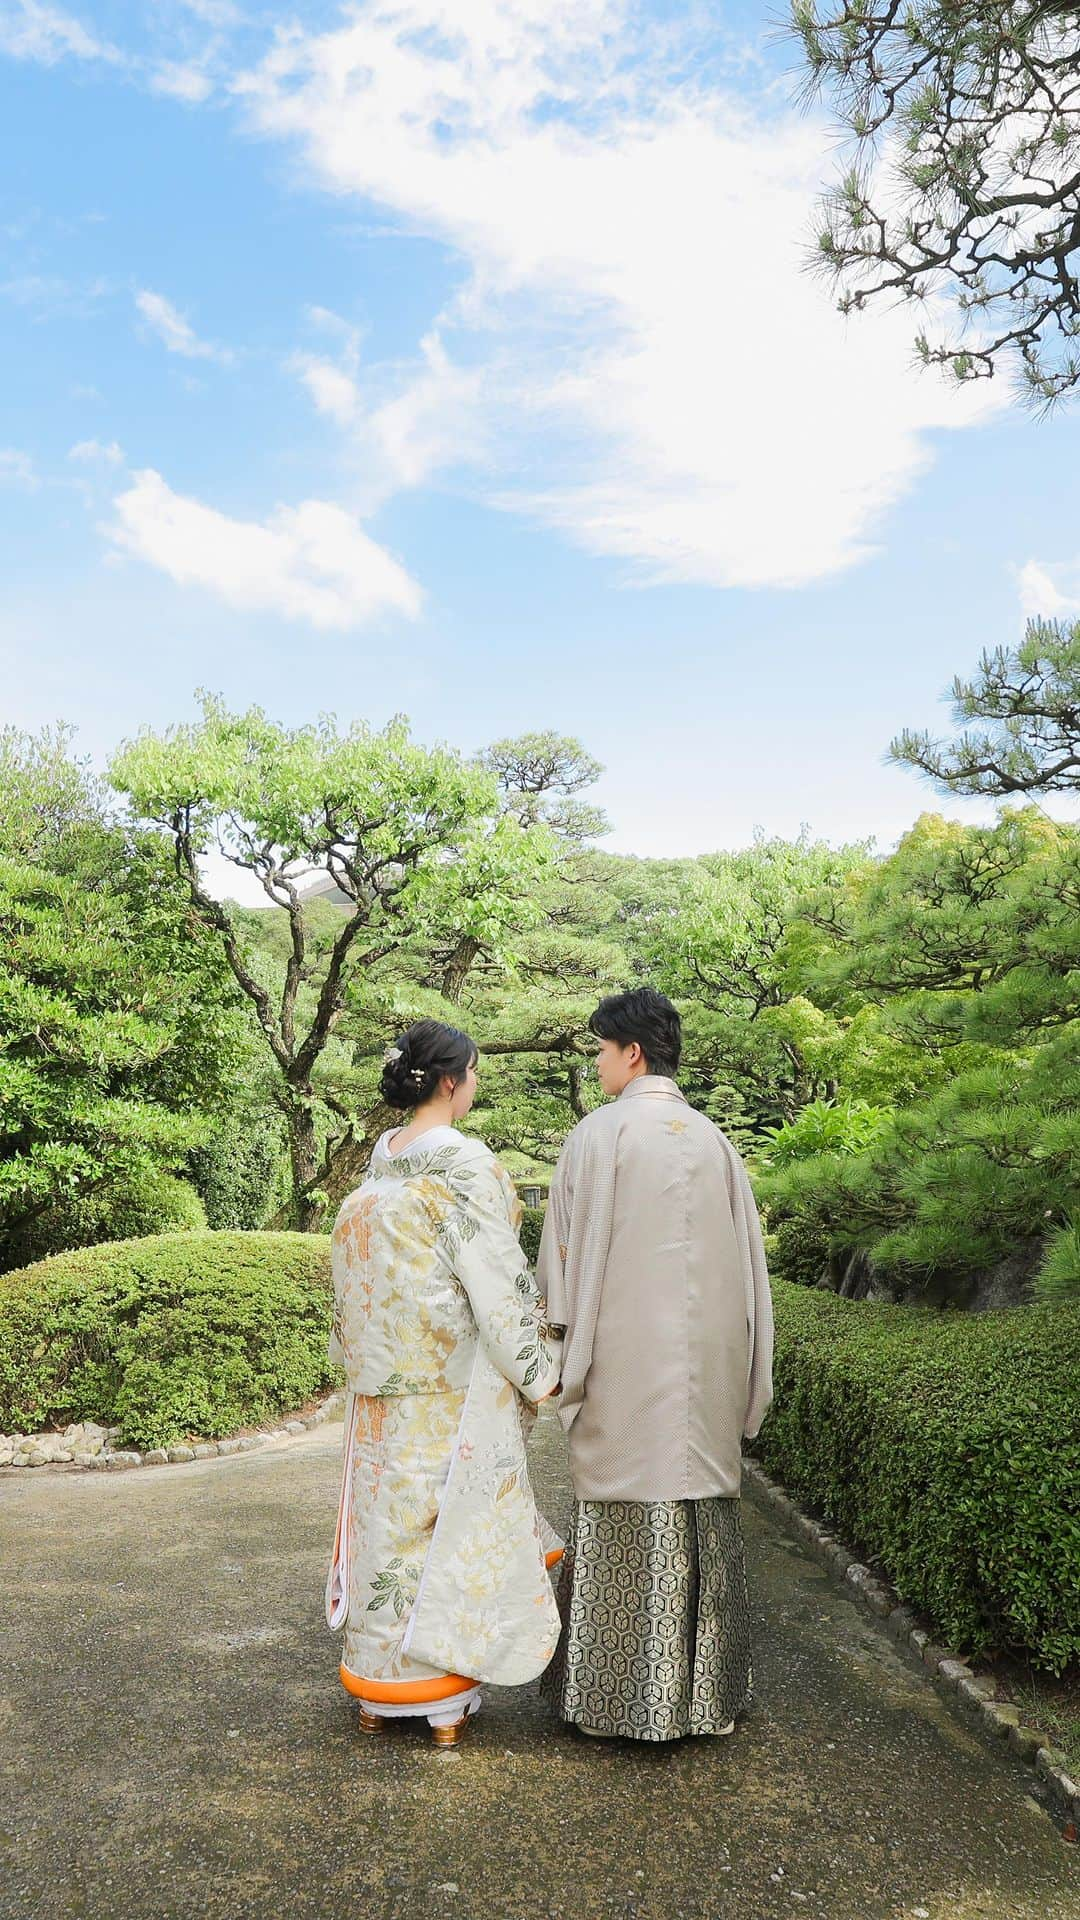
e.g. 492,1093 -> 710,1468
536,1073 -> 774,1741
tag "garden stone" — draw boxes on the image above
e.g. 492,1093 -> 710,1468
1008,1724 -> 1046,1762
64,1424 -> 86,1444
106,1451 -> 142,1470
27,1450 -> 48,1466
938,1659 -> 972,1686
1035,1746 -> 1068,1779
216,1439 -> 241,1456
72,1451 -> 99,1468
920,1642 -> 950,1672
237,1436 -> 264,1451
143,1449 -> 169,1466
167,1445 -> 195,1464
284,1421 -> 305,1436
192,1443 -> 218,1460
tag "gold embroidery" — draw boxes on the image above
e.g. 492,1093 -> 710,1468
667,1119 -> 688,1135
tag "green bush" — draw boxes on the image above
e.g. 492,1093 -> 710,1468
765,1216 -> 830,1287
188,1119 -> 284,1230
4,1170 -> 207,1271
0,1231 -> 335,1450
749,1280 -> 1080,1672
519,1204 -> 545,1264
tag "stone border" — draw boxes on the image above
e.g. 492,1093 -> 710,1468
0,1391 -> 347,1472
741,1455 -> 1080,1838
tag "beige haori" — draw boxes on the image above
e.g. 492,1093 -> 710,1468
326,1127 -> 564,1689
536,1076 -> 774,1503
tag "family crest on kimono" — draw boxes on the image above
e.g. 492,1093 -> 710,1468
326,990 -> 774,1749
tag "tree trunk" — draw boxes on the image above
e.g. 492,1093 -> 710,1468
285,1103 -> 323,1232
441,936 -> 480,1004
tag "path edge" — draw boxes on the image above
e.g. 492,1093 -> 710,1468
741,1453 -> 1080,1837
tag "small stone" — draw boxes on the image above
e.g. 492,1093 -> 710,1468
72,1451 -> 98,1468
54,1448 -> 74,1463
106,1450 -> 142,1470
1008,1723 -> 1046,1762
981,1700 -> 1019,1737
908,1628 -> 929,1654
237,1435 -> 265,1452
192,1442 -> 219,1460
921,1642 -> 950,1672
1035,1745 -> 1068,1779
216,1438 -> 241,1456
301,1413 -> 320,1428
143,1448 -> 169,1466
938,1658 -> 971,1685
284,1421 -> 305,1436
26,1449 -> 48,1466
167,1445 -> 195,1464
886,1606 -> 918,1644
79,1434 -> 104,1456
64,1423 -> 85,1443
7,1456 -> 28,1469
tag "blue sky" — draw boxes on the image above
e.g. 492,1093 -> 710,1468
3,0 -> 1078,903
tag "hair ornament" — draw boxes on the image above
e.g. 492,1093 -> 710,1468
411,1067 -> 426,1084
383,1045 -> 404,1065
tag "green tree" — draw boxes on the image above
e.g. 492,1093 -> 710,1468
645,830 -> 873,1137
110,696 -> 554,1229
890,618 -> 1080,796
0,728 -> 246,1266
795,3 -> 1080,403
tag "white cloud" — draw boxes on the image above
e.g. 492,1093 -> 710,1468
1015,559 -> 1080,620
105,467 -> 423,628
151,60 -> 214,104
235,0 -> 1005,591
0,0 -> 121,65
68,438 -> 125,464
135,289 -> 233,363
0,447 -> 39,490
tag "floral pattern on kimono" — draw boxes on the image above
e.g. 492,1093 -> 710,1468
326,1126 -> 564,1687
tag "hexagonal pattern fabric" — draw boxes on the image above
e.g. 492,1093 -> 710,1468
542,1497 -> 753,1741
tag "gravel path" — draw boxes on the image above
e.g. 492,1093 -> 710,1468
0,1408 -> 1075,1920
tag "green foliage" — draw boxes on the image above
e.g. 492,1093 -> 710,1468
1036,1219 -> 1080,1302
762,1097 -> 891,1165
109,696 -> 558,1227
188,1116 -> 285,1230
0,1232 -> 335,1449
6,1170 -> 207,1268
766,1216 -> 831,1288
891,620 -> 1080,800
519,1205 -> 545,1264
795,6 -> 1080,402
0,727 -> 254,1263
752,1281 -> 1080,1672
0,857 -> 214,1265
751,810 -> 1080,1301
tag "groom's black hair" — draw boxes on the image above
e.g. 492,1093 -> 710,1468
588,987 -> 682,1076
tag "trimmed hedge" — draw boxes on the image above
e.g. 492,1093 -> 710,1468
0,1231 -> 335,1450
519,1205 -> 545,1265
750,1280 -> 1080,1673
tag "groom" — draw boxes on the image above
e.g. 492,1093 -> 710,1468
537,986 -> 774,1742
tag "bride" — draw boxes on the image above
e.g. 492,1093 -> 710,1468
325,1018 -> 564,1747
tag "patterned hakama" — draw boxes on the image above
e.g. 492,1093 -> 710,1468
543,1495 -> 754,1741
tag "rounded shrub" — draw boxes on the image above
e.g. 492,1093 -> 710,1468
0,1231 -> 335,1450
749,1280 -> 1080,1673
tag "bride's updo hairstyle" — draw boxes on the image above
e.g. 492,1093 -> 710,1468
380,1018 -> 478,1112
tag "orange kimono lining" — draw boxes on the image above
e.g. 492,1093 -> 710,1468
339,1552 -> 564,1703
